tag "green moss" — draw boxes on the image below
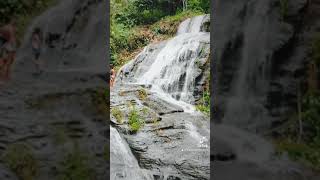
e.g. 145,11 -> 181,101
2,143 -> 38,180
111,107 -> 124,123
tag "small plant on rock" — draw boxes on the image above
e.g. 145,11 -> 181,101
111,107 -> 124,123
137,89 -> 148,101
128,106 -> 144,133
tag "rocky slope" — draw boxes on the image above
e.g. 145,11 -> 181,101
0,0 -> 107,179
110,15 -> 210,180
212,0 -> 320,179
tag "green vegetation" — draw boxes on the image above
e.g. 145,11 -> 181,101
111,107 -> 124,123
273,32 -> 320,170
275,140 -> 320,169
0,0 -> 57,42
2,143 -> 38,180
141,107 -> 149,115
58,144 -> 95,180
196,71 -> 210,116
111,0 -> 209,68
151,10 -> 203,36
128,105 -> 144,133
275,92 -> 320,170
196,90 -> 210,116
137,88 -> 148,101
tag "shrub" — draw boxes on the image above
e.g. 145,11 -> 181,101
137,88 -> 148,101
188,0 -> 210,13
111,107 -> 124,123
128,106 -> 144,133
151,10 -> 203,36
275,92 -> 320,170
2,143 -> 38,180
275,139 -> 320,170
196,88 -> 210,116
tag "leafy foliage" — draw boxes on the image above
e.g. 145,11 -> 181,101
188,0 -> 210,13
302,93 -> 320,146
275,92 -> 320,170
151,10 -> 202,36
110,0 -> 209,67
196,90 -> 210,115
128,106 -> 144,133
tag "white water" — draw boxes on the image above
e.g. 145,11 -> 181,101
110,15 -> 210,180
110,127 -> 152,180
137,15 -> 210,113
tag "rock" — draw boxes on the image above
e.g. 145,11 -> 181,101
0,164 -> 18,180
0,0 -> 108,179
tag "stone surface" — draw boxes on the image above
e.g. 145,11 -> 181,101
0,0 -> 108,179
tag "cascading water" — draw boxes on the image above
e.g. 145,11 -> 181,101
110,127 -> 152,180
137,15 -> 210,112
111,15 -> 210,180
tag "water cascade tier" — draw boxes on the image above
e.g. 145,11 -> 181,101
111,14 -> 211,180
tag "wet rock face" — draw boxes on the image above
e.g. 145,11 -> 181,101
0,0 -> 108,179
111,84 -> 210,180
213,0 -> 308,131
17,0 -> 107,73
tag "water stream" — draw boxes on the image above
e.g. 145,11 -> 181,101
110,127 -> 152,180
111,15 -> 210,179
137,15 -> 209,112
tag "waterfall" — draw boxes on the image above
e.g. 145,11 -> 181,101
137,15 -> 210,112
110,127 -> 152,180
111,15 -> 210,179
